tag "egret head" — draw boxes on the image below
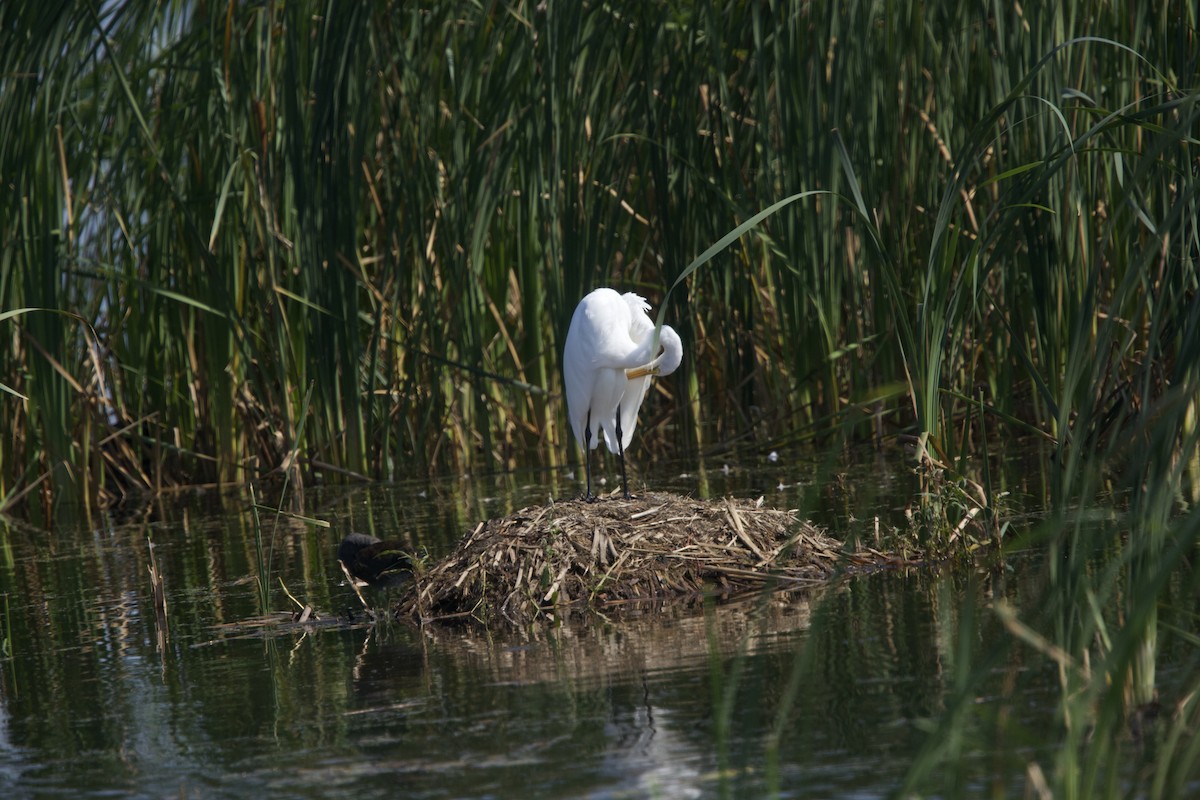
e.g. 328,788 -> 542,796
626,325 -> 683,379
656,325 -> 683,376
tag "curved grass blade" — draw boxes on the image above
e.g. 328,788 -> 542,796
653,189 -> 832,337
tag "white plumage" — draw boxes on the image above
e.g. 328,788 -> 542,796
563,288 -> 683,498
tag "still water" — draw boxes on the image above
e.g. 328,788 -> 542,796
0,458 -> 1085,797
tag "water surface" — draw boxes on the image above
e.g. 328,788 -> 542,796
0,459 -> 1150,797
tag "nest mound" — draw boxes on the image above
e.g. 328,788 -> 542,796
395,492 -> 851,625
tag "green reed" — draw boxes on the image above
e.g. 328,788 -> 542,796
2,2 -> 1199,792
0,1 -> 1189,508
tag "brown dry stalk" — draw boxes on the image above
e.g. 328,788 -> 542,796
394,492 -> 888,626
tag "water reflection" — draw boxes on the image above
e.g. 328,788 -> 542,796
306,598 -> 824,798
0,463 -> 1093,797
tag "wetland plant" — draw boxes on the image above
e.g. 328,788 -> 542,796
1,2 -> 1197,794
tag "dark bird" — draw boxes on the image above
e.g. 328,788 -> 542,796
337,533 -> 413,588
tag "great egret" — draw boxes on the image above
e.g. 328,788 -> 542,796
337,533 -> 412,588
563,288 -> 683,499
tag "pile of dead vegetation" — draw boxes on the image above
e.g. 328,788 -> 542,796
395,491 -> 885,625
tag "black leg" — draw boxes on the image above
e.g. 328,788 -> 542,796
615,404 -> 630,499
583,408 -> 595,501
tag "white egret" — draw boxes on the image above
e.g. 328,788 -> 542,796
563,288 -> 683,499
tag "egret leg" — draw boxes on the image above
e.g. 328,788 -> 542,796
615,404 -> 631,499
583,408 -> 595,501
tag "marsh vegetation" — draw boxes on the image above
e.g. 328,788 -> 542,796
1,1 -> 1198,796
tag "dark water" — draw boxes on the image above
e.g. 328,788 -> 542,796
0,457 -> 1141,797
